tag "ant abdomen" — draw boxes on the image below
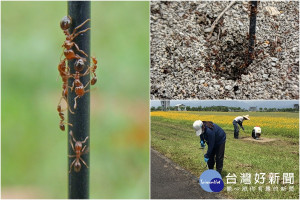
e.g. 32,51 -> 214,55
91,77 -> 97,85
60,16 -> 72,30
64,49 -> 77,60
74,162 -> 81,172
60,124 -> 65,131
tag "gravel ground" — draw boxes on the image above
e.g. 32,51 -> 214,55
150,1 -> 299,99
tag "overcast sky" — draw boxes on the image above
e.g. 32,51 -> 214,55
150,100 -> 299,109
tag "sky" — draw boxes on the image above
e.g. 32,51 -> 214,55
150,100 -> 299,109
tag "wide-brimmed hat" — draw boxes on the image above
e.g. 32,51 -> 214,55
193,120 -> 203,136
243,115 -> 250,120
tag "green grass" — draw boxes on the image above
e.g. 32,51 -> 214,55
2,1 -> 149,199
151,113 -> 299,199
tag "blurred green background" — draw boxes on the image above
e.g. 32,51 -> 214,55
2,1 -> 149,199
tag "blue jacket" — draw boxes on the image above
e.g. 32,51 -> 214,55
200,123 -> 226,158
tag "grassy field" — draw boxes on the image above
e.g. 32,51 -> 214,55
151,111 -> 299,199
2,2 -> 149,199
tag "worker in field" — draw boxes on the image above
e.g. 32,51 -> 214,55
232,115 -> 250,139
193,120 -> 226,175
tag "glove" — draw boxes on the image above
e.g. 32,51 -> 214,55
200,140 -> 205,148
241,127 -> 245,131
204,157 -> 209,163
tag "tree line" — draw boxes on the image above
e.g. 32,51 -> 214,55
151,106 -> 299,112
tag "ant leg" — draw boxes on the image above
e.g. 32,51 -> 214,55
72,19 -> 91,35
70,81 -> 75,92
69,131 -> 77,143
74,96 -> 79,109
80,157 -> 89,168
74,43 -> 88,57
81,145 -> 87,153
69,138 -> 75,152
64,122 -> 73,127
73,28 -> 91,40
84,81 -> 90,89
81,136 -> 89,144
68,155 -> 76,158
69,159 -> 76,173
81,67 -> 91,77
62,96 -> 75,114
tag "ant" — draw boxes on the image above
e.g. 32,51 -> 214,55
60,16 -> 90,61
57,59 -> 74,114
90,56 -> 98,85
68,130 -> 89,173
57,105 -> 73,131
70,70 -> 90,109
70,57 -> 98,109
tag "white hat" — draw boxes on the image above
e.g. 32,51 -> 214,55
193,120 -> 203,136
243,115 -> 250,120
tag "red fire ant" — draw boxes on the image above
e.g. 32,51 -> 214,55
57,105 -> 73,131
90,56 -> 98,85
70,70 -> 90,109
60,16 -> 90,61
70,57 -> 98,109
57,59 -> 74,114
68,131 -> 89,173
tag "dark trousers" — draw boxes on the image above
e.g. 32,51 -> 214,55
207,142 -> 226,175
233,120 -> 239,138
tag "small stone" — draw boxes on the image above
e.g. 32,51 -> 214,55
209,36 -> 217,42
225,85 -> 232,90
270,57 -> 278,62
271,62 -> 276,66
204,27 -> 212,33
214,85 -> 221,89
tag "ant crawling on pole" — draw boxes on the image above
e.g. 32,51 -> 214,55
70,68 -> 91,109
57,59 -> 74,114
57,105 -> 73,131
60,16 -> 90,61
69,57 -> 98,109
68,130 -> 89,173
90,56 -> 98,85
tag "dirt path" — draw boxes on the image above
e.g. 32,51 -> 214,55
151,149 -> 222,199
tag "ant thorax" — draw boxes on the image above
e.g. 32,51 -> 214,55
75,142 -> 82,150
64,41 -> 73,49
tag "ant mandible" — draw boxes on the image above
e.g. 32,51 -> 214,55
68,130 -> 89,173
60,16 -> 90,61
57,105 -> 73,131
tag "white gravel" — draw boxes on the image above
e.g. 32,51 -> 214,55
150,1 -> 299,99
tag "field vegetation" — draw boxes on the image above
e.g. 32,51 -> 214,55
151,111 -> 299,199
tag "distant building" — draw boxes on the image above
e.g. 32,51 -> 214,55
175,104 -> 186,111
294,104 -> 299,110
249,107 -> 257,112
161,100 -> 170,111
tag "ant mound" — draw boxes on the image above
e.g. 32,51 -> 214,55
240,136 -> 277,143
204,34 -> 251,81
